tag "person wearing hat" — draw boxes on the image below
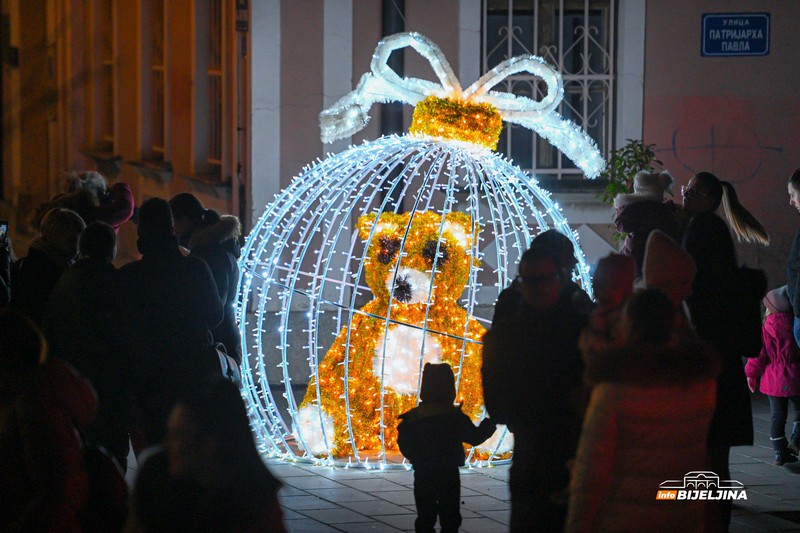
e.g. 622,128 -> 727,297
642,229 -> 696,342
745,285 -> 800,465
10,207 -> 86,325
397,363 -> 496,533
613,170 -> 683,277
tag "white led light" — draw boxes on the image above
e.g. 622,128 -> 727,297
236,136 -> 592,469
320,32 -> 605,178
236,33 -> 598,471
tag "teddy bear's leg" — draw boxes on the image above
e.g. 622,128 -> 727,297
293,319 -> 354,457
293,404 -> 336,456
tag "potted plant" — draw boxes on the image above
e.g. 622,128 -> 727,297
598,139 -> 663,206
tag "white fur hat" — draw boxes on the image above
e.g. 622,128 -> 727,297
65,170 -> 107,198
614,171 -> 674,208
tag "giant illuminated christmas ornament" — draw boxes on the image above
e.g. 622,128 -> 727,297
236,32 -> 603,469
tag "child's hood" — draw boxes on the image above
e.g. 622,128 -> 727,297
400,402 -> 461,423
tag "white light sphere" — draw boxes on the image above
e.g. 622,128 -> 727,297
235,134 -> 592,469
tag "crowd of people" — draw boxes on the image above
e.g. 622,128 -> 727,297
0,172 -> 285,531
1,166 -> 799,532
476,169 -> 798,532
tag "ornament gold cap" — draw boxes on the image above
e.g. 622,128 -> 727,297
409,96 -> 503,150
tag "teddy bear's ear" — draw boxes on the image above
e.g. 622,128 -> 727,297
443,214 -> 476,251
358,213 -> 379,240
358,212 -> 402,240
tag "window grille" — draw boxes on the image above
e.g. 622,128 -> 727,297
483,0 -> 615,185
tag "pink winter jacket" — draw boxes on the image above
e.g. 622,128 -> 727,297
745,312 -> 800,397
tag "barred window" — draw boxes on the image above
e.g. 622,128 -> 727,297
483,0 -> 615,186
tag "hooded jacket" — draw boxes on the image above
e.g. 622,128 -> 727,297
566,342 -> 720,533
614,199 -> 682,277
189,215 -> 243,364
398,402 -> 495,468
745,312 -> 800,397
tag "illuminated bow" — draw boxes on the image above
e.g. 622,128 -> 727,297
319,32 -> 605,179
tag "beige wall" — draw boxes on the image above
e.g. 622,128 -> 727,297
644,0 -> 800,284
280,0 -> 324,188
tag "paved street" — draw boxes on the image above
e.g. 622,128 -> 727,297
123,392 -> 800,531
266,393 -> 800,532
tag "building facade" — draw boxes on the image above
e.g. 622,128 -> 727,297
2,0 -> 798,282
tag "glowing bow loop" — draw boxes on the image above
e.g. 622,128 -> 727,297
320,32 -> 605,179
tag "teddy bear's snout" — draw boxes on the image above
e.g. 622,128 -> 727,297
393,275 -> 413,303
386,267 -> 433,305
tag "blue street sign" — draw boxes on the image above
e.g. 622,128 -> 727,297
702,13 -> 770,57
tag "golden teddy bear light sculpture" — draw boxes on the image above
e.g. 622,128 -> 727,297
236,31 -> 602,469
294,211 -> 488,459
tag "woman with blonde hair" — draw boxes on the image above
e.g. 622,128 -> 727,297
679,171 -> 769,245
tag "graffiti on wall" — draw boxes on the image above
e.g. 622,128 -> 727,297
655,125 -> 784,184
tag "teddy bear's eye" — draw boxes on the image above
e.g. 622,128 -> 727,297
377,236 -> 401,264
422,240 -> 449,265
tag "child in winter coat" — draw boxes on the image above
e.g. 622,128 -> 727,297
398,363 -> 496,533
745,285 -> 800,465
613,170 -> 682,277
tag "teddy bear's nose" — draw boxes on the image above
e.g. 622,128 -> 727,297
393,275 -> 413,303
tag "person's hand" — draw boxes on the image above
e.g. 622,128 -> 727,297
747,377 -> 757,393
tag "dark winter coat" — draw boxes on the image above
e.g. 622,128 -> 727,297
43,259 -> 131,464
126,448 -> 286,533
397,402 -> 495,468
119,237 -> 223,444
687,265 -> 766,448
566,342 -> 720,532
613,199 -> 682,276
189,215 -> 243,364
482,301 -> 586,455
0,358 -> 97,533
787,228 -> 800,317
10,244 -> 73,325
119,238 -> 223,373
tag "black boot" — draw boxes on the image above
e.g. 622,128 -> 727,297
772,436 -> 799,466
789,422 -> 800,455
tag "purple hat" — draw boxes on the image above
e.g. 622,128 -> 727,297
764,285 -> 791,314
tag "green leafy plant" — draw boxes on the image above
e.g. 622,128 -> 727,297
598,139 -> 663,206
